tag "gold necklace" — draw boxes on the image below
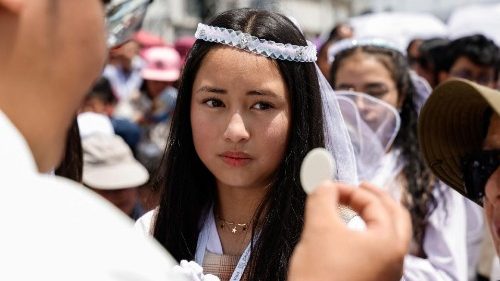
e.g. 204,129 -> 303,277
216,216 -> 249,234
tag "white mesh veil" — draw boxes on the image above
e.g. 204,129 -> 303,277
335,91 -> 401,181
315,66 -> 358,184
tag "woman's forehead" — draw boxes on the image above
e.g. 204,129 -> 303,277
194,47 -> 286,92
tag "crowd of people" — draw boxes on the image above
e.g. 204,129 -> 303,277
2,0 -> 500,280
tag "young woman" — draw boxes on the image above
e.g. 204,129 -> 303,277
136,8 -> 358,281
329,39 -> 468,280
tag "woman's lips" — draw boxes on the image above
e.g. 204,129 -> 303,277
220,151 -> 252,167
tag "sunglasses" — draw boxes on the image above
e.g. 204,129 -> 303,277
461,149 -> 500,205
105,0 -> 153,48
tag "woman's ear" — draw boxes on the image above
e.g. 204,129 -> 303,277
0,0 -> 24,15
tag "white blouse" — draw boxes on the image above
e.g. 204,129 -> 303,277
372,149 -> 469,281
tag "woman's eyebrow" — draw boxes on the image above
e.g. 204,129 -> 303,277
247,90 -> 279,98
195,86 -> 227,94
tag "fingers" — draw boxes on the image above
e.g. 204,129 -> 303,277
303,181 -> 343,229
359,182 -> 412,246
334,182 -> 392,230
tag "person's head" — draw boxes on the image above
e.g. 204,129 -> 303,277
141,46 -> 181,98
439,34 -> 500,88
82,77 -> 117,116
0,0 -> 109,173
108,39 -> 140,70
419,78 -> 500,254
317,23 -> 354,78
82,134 -> 148,216
328,23 -> 354,42
329,40 -> 438,245
406,38 -> 423,70
154,8 -> 325,280
416,38 -> 450,88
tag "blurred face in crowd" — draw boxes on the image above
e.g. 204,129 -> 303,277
91,187 -> 139,217
443,56 -> 496,88
145,80 -> 172,99
191,47 -> 291,192
0,0 -> 107,172
333,50 -> 402,129
482,114 -> 500,254
334,51 -> 400,109
407,39 -> 422,71
81,96 -> 115,116
109,40 -> 140,70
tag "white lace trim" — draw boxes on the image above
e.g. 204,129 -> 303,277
328,38 -> 405,63
195,23 -> 317,62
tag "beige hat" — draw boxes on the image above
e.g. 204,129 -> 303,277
82,134 -> 149,190
418,78 -> 500,205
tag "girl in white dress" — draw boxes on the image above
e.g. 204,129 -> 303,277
136,8 -> 362,281
329,39 -> 468,281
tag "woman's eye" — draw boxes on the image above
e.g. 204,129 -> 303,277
204,99 -> 224,108
365,85 -> 390,97
252,102 -> 273,110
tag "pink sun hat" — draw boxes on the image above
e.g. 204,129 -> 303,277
141,46 -> 181,82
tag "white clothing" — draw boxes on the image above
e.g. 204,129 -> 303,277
463,198 -> 485,281
103,57 -> 144,101
136,208 -> 366,256
0,111 -> 186,281
491,256 -> 500,280
135,209 -> 231,256
372,150 -> 468,281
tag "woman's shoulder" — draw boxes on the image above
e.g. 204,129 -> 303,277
134,207 -> 159,236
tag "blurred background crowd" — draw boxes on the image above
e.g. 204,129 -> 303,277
60,1 -> 500,280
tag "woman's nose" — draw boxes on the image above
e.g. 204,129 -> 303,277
223,112 -> 250,143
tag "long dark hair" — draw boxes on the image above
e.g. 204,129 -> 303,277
153,8 -> 324,281
55,118 -> 83,182
330,46 -> 439,247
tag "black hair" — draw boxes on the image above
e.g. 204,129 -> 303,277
55,118 -> 83,182
327,23 -> 353,41
418,38 -> 451,86
330,46 -> 439,247
153,8 -> 324,281
442,34 -> 500,78
86,77 -> 117,105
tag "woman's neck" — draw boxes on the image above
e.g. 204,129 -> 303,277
216,185 -> 266,223
213,182 -> 268,255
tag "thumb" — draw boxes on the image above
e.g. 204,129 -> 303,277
303,181 -> 343,228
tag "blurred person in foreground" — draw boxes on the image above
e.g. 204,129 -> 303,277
419,78 -> 500,280
0,0 -> 186,280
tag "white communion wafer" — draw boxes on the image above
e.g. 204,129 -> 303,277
300,148 -> 336,194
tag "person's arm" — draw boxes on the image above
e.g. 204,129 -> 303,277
402,187 -> 468,281
289,182 -> 411,281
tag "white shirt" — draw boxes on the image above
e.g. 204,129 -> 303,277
372,150 -> 468,281
103,57 -> 144,101
135,208 -> 366,256
0,111 -> 186,281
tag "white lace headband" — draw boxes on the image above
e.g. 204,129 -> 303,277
194,23 -> 317,62
328,38 -> 406,64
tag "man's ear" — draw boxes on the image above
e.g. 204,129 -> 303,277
0,0 -> 24,15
